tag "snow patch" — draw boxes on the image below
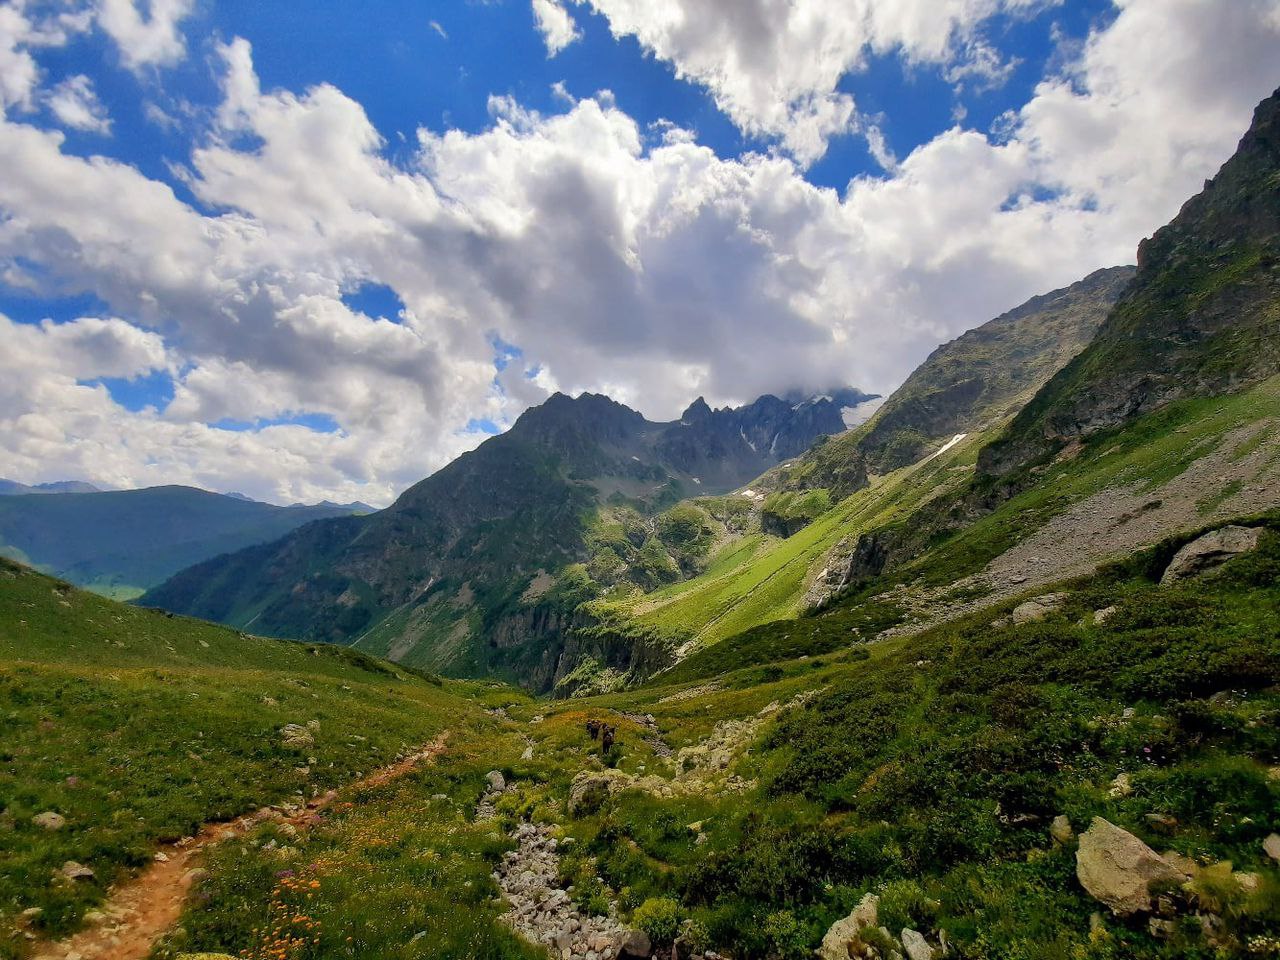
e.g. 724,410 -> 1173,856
841,396 -> 885,428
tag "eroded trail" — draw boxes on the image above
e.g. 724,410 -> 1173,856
32,734 -> 450,960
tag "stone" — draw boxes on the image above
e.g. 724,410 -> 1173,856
61,860 -> 95,881
901,928 -> 933,960
819,893 -> 879,960
1093,606 -> 1118,625
1108,772 -> 1133,797
1264,833 -> 1280,863
1011,593 -> 1069,625
1161,851 -> 1200,879
1076,818 -> 1183,915
521,746 -> 534,761
1161,525 -> 1262,584
1050,815 -> 1074,845
32,811 -> 66,831
567,769 -> 626,816
279,724 -> 314,749
485,770 -> 507,793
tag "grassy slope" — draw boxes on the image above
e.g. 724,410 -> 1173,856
590,431 -> 986,651
0,560 -> 499,956
181,516 -> 1280,959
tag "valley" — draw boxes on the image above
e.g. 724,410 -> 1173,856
1,38 -> 1278,960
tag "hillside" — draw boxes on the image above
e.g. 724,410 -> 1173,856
142,391 -> 863,682
0,558 -> 500,956
982,86 -> 1280,476
0,487 -> 366,600
0,480 -> 100,496
771,265 -> 1134,498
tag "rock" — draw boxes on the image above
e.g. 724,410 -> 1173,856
1108,772 -> 1133,797
1076,818 -> 1183,915
1161,851 -> 1199,880
1050,815 -> 1074,845
1161,525 -> 1261,584
819,893 -> 879,960
31,811 -> 66,831
485,770 -> 507,794
619,928 -> 651,957
1264,833 -> 1280,863
521,746 -> 534,761
1011,593 -> 1069,624
901,928 -> 933,960
1093,606 -> 1118,625
184,867 -> 210,884
279,724 -> 314,749
567,769 -> 627,816
61,860 -> 95,881
1148,918 -> 1176,939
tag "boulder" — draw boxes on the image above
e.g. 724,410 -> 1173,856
1161,525 -> 1261,584
1093,606 -> 1118,625
1076,818 -> 1183,915
618,928 -> 651,958
901,928 -> 933,960
1011,593 -> 1069,624
1050,815 -> 1074,845
279,724 -> 314,749
485,770 -> 507,794
1264,833 -> 1280,863
567,769 -> 628,816
819,893 -> 879,960
61,861 -> 95,881
32,811 -> 66,831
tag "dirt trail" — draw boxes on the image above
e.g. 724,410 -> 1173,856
31,733 -> 449,960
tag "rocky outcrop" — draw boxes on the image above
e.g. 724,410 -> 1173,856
819,893 -> 879,960
278,723 -> 315,750
1076,818 -> 1184,915
1160,525 -> 1262,583
1011,592 -> 1068,624
568,769 -> 630,817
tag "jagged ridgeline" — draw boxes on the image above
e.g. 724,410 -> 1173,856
140,390 -> 871,684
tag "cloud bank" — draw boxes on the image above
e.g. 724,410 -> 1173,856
0,0 -> 1277,505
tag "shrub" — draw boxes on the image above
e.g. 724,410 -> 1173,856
632,897 -> 682,945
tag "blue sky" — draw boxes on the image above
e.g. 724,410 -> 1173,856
0,0 -> 1276,503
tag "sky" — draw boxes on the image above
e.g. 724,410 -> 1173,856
1,0 -> 1278,506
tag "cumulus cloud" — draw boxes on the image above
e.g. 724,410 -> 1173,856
96,0 -> 195,72
532,0 -> 581,56
570,0 -> 1047,163
46,74 -> 112,132
0,2 -> 91,114
0,0 -> 1278,505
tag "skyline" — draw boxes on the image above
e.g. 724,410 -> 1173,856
1,0 -> 1278,505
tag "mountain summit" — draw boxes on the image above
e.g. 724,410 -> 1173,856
142,388 -> 865,678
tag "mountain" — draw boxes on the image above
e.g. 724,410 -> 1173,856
981,87 -> 1280,476
0,486 -> 366,599
772,265 -> 1135,498
141,389 -> 861,679
0,478 -> 101,495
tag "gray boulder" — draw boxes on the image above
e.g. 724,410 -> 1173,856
485,770 -> 507,793
618,928 -> 651,957
1076,818 -> 1183,915
1050,815 -> 1074,845
279,724 -> 314,749
1011,593 -> 1069,624
819,893 -> 879,960
32,811 -> 66,831
1264,833 -> 1280,863
1161,525 -> 1261,584
901,928 -> 933,960
567,769 -> 628,816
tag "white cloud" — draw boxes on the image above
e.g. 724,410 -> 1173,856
96,0 -> 195,72
570,0 -> 1048,164
532,0 -> 581,56
0,1 -> 1278,506
46,74 -> 111,132
429,19 -> 447,40
0,2 -> 92,114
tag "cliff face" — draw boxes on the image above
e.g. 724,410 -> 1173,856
980,87 -> 1280,476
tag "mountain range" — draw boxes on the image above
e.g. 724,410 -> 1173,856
0,486 -> 370,599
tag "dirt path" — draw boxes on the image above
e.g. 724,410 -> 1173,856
31,733 -> 450,960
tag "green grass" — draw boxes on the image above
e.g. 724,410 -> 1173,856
0,560 -> 495,957
593,430 -> 985,653
527,518 -> 1280,959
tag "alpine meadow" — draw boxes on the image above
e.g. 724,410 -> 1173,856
1,3 -> 1279,960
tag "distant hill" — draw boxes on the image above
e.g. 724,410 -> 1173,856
141,389 -> 866,679
0,486 -> 367,599
0,478 -> 101,495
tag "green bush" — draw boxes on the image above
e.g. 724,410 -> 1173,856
632,897 -> 682,945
